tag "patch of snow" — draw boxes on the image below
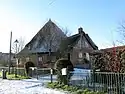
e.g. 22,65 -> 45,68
73,68 -> 91,73
0,79 -> 68,94
71,68 -> 91,79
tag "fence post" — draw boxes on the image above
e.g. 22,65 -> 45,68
2,69 -> 7,79
12,66 -> 14,74
86,76 -> 89,88
15,66 -> 17,77
50,68 -> 53,83
93,69 -> 95,92
36,68 -> 38,80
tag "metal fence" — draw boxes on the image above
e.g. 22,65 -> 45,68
0,67 -> 26,77
28,68 -> 125,94
69,71 -> 125,94
1,67 -> 125,94
28,67 -> 57,83
16,68 -> 26,76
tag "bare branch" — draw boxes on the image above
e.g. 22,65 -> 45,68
117,21 -> 125,44
116,40 -> 125,45
12,37 -> 25,53
62,27 -> 71,37
121,24 -> 125,30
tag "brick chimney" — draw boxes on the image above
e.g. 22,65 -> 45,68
78,27 -> 85,35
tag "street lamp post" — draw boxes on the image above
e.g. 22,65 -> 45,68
14,39 -> 19,77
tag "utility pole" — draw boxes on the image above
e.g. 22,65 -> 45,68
8,31 -> 12,74
14,39 -> 19,77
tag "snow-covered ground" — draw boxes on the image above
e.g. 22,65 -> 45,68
0,78 -> 68,94
0,68 -> 91,94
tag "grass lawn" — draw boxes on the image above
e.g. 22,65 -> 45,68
0,72 -> 30,80
0,72 -> 1,77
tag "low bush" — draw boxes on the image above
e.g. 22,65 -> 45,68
47,82 -> 105,94
0,71 -> 30,80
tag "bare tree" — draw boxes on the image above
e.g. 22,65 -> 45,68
42,27 -> 66,52
25,24 -> 71,55
46,27 -> 71,51
17,37 -> 25,53
35,26 -> 71,53
62,27 -> 71,37
117,21 -> 125,45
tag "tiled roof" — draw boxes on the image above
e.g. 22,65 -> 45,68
101,45 -> 125,52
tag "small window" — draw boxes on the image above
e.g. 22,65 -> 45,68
39,57 -> 43,62
28,46 -> 31,50
79,52 -> 83,58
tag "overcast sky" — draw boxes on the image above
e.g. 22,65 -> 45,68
0,0 -> 125,53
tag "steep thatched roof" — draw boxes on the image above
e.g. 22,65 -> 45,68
19,19 -> 66,55
59,34 -> 80,52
